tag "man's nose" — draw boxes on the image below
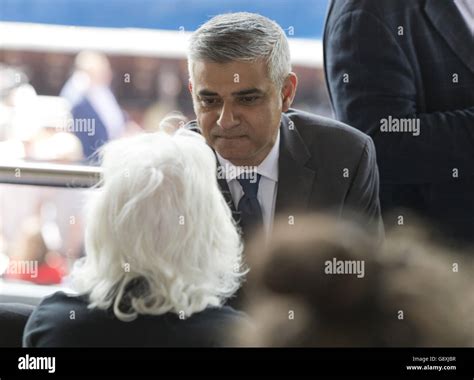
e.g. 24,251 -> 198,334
217,102 -> 240,129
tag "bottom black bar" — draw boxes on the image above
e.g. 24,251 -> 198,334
0,348 -> 472,378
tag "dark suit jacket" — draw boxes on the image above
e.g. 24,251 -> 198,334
23,292 -> 246,347
0,303 -> 35,347
72,97 -> 110,163
324,0 -> 474,243
186,108 -> 383,237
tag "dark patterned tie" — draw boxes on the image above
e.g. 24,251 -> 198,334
237,173 -> 263,239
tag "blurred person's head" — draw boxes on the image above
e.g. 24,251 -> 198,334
9,216 -> 48,265
71,129 -> 246,321
6,216 -> 65,285
0,65 -> 28,102
74,51 -> 112,87
2,83 -> 43,143
234,214 -> 474,347
157,111 -> 188,134
0,66 -> 40,146
28,96 -> 83,162
187,12 -> 297,167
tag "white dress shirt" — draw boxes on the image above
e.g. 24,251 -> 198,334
216,130 -> 280,235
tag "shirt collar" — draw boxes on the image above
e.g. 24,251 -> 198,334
216,129 -> 280,182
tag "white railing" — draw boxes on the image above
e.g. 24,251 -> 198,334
0,21 -> 324,67
0,161 -> 101,188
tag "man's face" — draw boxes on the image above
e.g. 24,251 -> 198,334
190,60 -> 289,167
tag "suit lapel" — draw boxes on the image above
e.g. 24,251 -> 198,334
424,0 -> 474,75
275,113 -> 316,214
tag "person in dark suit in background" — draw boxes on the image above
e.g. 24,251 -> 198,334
60,51 -> 128,163
185,12 -> 384,243
71,97 -> 111,162
324,0 -> 474,245
23,130 -> 247,347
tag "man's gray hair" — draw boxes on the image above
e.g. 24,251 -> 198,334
188,12 -> 291,89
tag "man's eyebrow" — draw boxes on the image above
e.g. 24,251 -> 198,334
197,89 -> 219,96
197,88 -> 265,97
232,88 -> 264,96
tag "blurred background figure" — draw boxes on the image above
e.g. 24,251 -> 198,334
0,65 -> 41,160
60,51 -> 134,163
0,65 -> 27,137
0,65 -> 87,285
233,214 -> 474,347
60,51 -> 111,108
4,216 -> 67,285
24,129 -> 247,347
0,64 -> 83,162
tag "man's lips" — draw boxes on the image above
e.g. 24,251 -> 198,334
214,135 -> 247,139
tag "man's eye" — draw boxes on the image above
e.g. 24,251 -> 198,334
200,98 -> 220,107
238,96 -> 260,104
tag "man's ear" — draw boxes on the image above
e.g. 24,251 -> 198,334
281,73 -> 298,112
188,80 -> 193,94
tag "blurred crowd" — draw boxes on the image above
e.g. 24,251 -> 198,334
0,51 -> 138,285
0,50 -> 329,286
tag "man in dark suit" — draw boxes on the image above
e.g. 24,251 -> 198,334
324,0 -> 474,244
72,97 -> 110,162
186,12 -> 383,241
61,51 -> 127,164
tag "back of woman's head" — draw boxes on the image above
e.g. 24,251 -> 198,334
236,214 -> 474,347
72,130 -> 245,321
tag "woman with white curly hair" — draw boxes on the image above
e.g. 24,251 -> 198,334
23,129 -> 247,347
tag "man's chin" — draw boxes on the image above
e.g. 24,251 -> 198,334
214,137 -> 249,155
217,152 -> 249,165
215,149 -> 253,166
